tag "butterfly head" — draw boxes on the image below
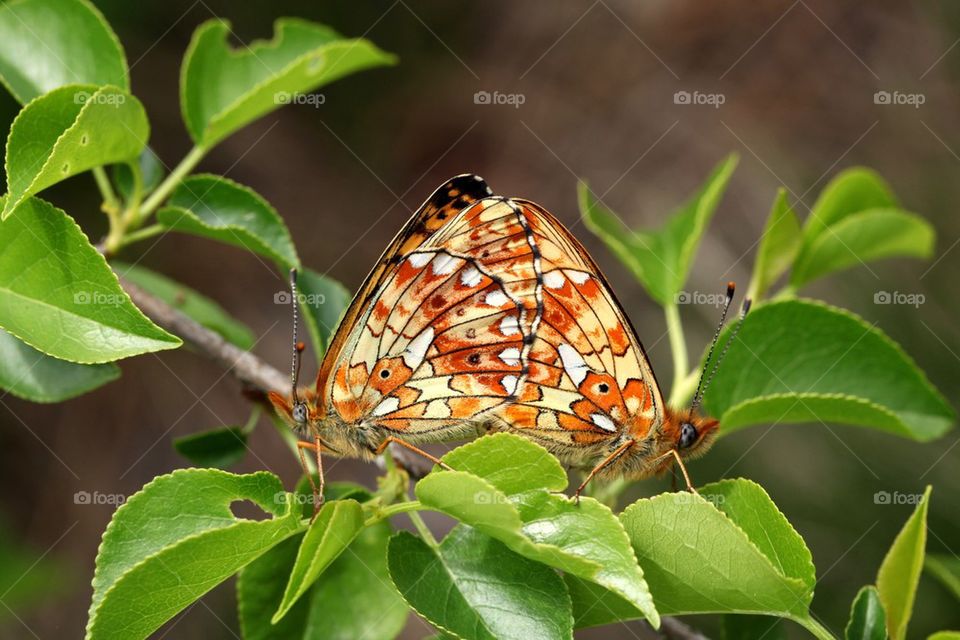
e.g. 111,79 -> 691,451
661,408 -> 720,465
268,389 -> 319,438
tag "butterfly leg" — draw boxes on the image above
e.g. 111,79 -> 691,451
669,448 -> 698,495
573,440 -> 635,504
372,436 -> 453,471
296,439 -> 326,521
650,448 -> 699,495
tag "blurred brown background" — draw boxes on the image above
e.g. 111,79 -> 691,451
0,1 -> 958,637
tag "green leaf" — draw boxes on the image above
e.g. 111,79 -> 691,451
173,427 -> 247,469
0,327 -> 119,402
803,168 -> 897,239
929,633 -> 960,640
702,299 -> 954,441
791,208 -> 934,287
723,615 -> 787,639
925,554 -> 960,600
791,168 -> 932,287
180,18 -> 396,147
272,499 -> 365,623
877,485 -> 931,640
306,516 -> 408,640
624,479 -> 813,616
156,174 -> 298,270
571,479 -> 814,629
440,430 -> 568,495
240,513 -> 408,640
112,261 -> 254,349
296,269 -> 352,362
417,433 -> 659,628
86,469 -> 304,640
747,189 -> 801,300
580,154 -> 738,305
2,84 -> 148,218
0,197 -> 180,363
387,527 -> 573,640
0,0 -> 127,104
112,147 -> 164,203
845,586 -> 886,640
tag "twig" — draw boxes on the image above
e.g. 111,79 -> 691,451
120,274 -> 431,476
119,275 -> 288,393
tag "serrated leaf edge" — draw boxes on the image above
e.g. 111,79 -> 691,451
3,84 -> 146,219
620,482 -> 810,617
86,469 -> 300,637
160,172 -> 299,268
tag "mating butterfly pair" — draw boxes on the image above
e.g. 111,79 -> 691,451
270,175 -> 736,501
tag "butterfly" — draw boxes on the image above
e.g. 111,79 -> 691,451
270,174 -> 739,503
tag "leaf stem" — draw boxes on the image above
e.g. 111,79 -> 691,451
363,500 -> 424,527
117,223 -> 165,248
92,166 -> 120,213
665,302 -> 689,406
139,145 -> 207,219
406,507 -> 440,548
792,615 -> 837,640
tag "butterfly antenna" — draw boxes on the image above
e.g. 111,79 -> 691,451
289,269 -> 304,404
688,282 -> 735,416
690,293 -> 753,416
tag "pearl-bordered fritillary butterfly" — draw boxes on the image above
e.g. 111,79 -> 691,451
270,175 -> 736,502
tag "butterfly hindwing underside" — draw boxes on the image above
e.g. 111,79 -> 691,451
316,175 -> 667,459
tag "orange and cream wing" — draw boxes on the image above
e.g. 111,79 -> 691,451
323,184 -> 545,436
315,174 -> 493,409
491,200 -> 666,446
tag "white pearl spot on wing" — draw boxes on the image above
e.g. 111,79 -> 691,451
372,397 -> 400,417
566,270 -> 590,285
408,252 -> 431,268
501,374 -> 519,395
431,253 -> 458,276
485,290 -> 508,307
543,270 -> 565,289
499,315 -> 521,336
590,412 -> 617,433
558,343 -> 589,386
499,347 -> 521,366
403,327 -> 434,369
460,265 -> 482,287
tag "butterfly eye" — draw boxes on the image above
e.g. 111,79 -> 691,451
678,422 -> 698,449
379,369 -> 391,379
292,402 -> 308,425
597,382 -> 609,393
